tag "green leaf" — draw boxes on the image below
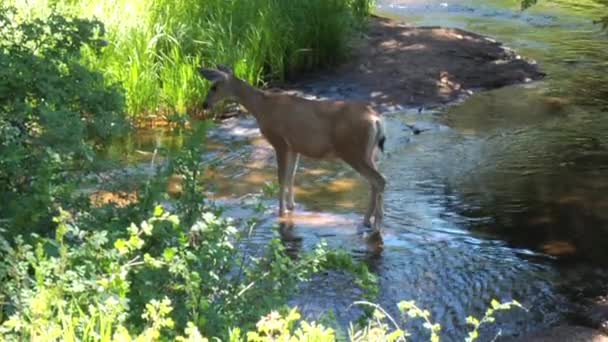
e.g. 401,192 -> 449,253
127,223 -> 138,236
163,248 -> 177,262
466,316 -> 480,326
128,235 -> 144,250
387,329 -> 404,342
114,239 -> 128,255
141,221 -> 153,236
398,300 -> 415,312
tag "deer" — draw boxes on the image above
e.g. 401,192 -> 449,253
199,65 -> 386,235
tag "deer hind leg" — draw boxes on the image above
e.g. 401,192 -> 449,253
363,185 -> 377,228
285,151 -> 300,211
362,120 -> 386,229
373,167 -> 386,231
274,144 -> 289,217
343,157 -> 386,232
343,121 -> 386,230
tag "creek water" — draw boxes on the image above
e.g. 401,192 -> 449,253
104,0 -> 608,340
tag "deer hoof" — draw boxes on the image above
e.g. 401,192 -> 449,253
286,202 -> 295,211
363,220 -> 372,228
367,229 -> 383,242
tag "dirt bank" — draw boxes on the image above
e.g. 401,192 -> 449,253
281,15 -> 544,112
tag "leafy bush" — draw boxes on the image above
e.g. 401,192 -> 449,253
241,299 -> 523,342
0,205 -> 380,340
0,7 -> 126,235
7,0 -> 373,117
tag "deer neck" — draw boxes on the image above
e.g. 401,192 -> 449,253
232,79 -> 267,120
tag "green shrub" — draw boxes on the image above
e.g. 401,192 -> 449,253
0,7 -> 126,235
0,205 -> 380,340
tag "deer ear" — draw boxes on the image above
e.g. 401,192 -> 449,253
217,64 -> 234,75
199,68 -> 227,82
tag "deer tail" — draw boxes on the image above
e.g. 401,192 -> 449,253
376,118 -> 386,153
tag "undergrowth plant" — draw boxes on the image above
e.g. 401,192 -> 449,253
0,204 -> 378,340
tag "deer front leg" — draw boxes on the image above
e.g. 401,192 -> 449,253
373,185 -> 385,231
285,151 -> 300,211
275,146 -> 288,217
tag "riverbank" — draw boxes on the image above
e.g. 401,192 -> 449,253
277,15 -> 544,113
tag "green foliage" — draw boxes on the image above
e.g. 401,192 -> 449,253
323,250 -> 379,301
7,0 -> 373,118
244,308 -> 336,342
0,206 -> 357,340
520,0 -> 539,10
349,299 -> 523,342
464,299 -> 525,342
0,6 -> 126,234
165,121 -> 211,227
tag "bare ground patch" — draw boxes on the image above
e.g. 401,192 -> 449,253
280,15 -> 544,111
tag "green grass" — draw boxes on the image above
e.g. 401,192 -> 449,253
9,0 -> 373,118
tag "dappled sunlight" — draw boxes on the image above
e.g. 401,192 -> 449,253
379,39 -> 427,51
327,178 -> 360,193
301,167 -> 331,176
278,211 -> 358,229
90,190 -> 138,208
541,240 -> 577,256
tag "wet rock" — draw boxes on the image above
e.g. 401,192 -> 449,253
577,297 -> 608,335
502,325 -> 608,342
404,121 -> 450,134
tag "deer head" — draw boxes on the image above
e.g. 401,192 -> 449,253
199,64 -> 236,110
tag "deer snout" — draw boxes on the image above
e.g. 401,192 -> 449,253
202,101 -> 210,110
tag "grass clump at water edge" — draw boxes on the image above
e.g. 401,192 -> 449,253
7,0 -> 374,119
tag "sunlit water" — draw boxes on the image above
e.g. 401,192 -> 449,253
104,1 -> 608,340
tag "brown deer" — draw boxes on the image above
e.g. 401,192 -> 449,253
199,65 -> 386,234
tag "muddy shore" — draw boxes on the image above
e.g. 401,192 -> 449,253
278,15 -> 544,113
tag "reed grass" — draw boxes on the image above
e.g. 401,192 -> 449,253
9,0 -> 373,117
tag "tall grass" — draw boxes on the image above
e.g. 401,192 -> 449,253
9,0 -> 373,118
